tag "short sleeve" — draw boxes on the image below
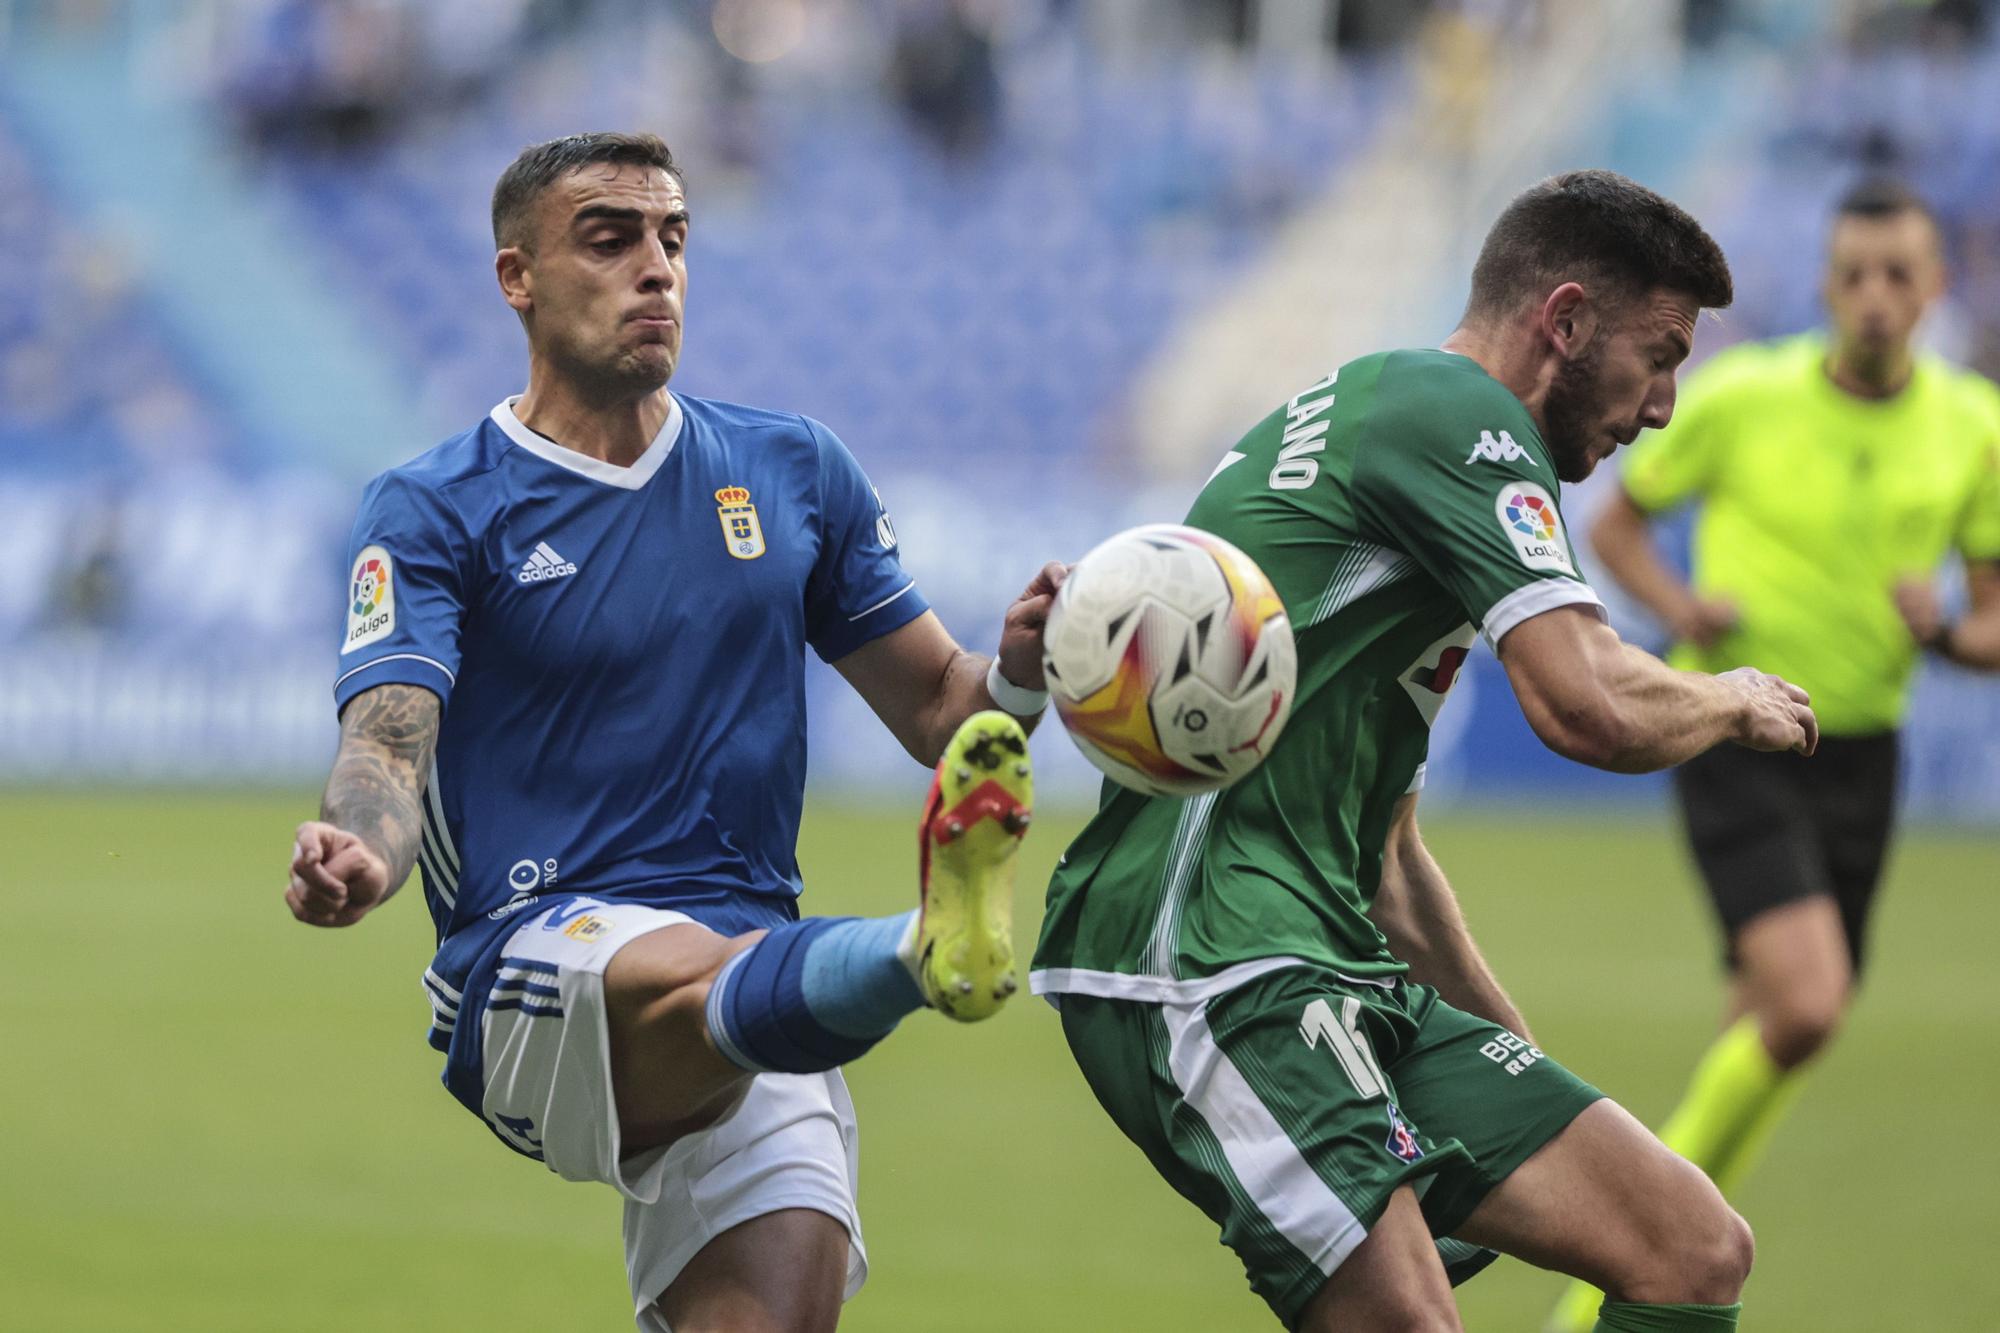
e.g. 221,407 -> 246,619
801,419 -> 931,662
1353,400 -> 1603,651
332,472 -> 468,715
1619,355 -> 1738,514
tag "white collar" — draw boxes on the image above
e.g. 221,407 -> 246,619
489,393 -> 684,491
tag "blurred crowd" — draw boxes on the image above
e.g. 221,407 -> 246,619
4,0 -> 1999,795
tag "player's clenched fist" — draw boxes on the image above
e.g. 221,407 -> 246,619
1719,666 -> 1819,756
287,820 -> 393,927
996,561 -> 1070,691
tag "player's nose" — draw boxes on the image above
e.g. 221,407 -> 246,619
637,236 -> 677,291
1639,381 -> 1675,430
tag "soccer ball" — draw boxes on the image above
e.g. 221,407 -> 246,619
1042,524 -> 1296,798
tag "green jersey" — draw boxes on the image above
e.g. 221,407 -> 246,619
1031,349 -> 1603,1001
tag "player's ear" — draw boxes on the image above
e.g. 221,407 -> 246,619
496,246 -> 533,315
1539,282 -> 1595,359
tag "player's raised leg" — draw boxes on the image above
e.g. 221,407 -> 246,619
1461,1100 -> 1753,1332
607,710 -> 1033,1143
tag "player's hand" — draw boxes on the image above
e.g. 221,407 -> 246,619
996,561 -> 1070,691
1669,596 -> 1739,651
1719,666 -> 1818,756
286,820 -> 392,928
1892,576 -> 1945,648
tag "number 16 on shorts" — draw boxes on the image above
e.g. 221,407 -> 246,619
1299,995 -> 1427,1164
1300,996 -> 1388,1098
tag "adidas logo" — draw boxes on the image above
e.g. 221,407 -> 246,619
517,541 -> 579,585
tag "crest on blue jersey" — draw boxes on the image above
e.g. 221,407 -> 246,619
715,486 -> 766,560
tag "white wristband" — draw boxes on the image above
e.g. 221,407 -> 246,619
985,657 -> 1049,717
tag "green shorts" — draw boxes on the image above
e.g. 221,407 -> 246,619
1056,965 -> 1602,1326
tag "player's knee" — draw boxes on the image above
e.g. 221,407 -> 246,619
1702,1206 -> 1755,1300
1609,1156 -> 1752,1304
609,926 -> 760,1012
1761,988 -> 1846,1068
1653,1198 -> 1753,1304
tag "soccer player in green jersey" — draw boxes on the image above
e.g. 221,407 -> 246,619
1548,180 -> 2000,1331
1032,169 -> 1820,1333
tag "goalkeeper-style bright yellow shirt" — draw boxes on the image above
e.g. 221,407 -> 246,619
1620,333 -> 2000,735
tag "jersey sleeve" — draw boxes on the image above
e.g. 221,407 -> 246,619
1618,353 -> 1740,513
1352,397 -> 1603,651
332,471 -> 469,715
801,419 -> 931,662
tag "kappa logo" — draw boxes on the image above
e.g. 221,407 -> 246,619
1466,429 -> 1535,466
1494,481 -> 1576,575
716,486 -> 766,560
342,545 -> 396,654
517,541 -> 579,584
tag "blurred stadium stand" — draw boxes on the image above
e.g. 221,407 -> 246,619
1,0 -> 1995,813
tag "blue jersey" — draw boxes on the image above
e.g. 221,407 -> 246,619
332,393 -> 927,1112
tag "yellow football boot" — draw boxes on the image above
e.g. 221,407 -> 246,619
914,710 -> 1033,1021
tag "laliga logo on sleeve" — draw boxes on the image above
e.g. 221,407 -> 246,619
342,545 -> 395,654
1495,482 -> 1576,575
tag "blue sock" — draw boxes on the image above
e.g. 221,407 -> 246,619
705,912 -> 923,1073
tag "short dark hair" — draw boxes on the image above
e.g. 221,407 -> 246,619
1834,176 -> 1934,226
491,132 -> 682,250
1465,169 -> 1732,321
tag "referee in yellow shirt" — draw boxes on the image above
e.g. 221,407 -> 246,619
1549,179 -> 2000,1329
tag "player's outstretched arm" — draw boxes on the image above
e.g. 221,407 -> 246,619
286,683 -> 441,928
1499,605 -> 1817,773
833,563 -> 1066,765
1369,794 -> 1534,1045
1589,488 -> 1737,649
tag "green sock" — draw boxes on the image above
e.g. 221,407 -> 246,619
1548,1020 -> 1791,1333
1592,1300 -> 1741,1331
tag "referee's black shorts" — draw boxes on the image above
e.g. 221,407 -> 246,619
1672,732 -> 1900,975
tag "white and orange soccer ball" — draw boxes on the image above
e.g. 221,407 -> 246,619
1042,524 -> 1297,798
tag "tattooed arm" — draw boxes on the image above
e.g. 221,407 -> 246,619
286,683 -> 441,928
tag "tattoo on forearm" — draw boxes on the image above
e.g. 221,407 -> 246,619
322,684 -> 440,887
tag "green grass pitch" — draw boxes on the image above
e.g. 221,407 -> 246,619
4,790 -> 1995,1330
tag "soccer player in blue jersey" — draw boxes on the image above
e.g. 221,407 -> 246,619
283,133 -> 1059,1332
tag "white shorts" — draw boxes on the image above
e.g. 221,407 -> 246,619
477,900 -> 868,1329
